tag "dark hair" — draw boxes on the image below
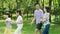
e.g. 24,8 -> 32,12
6,12 -> 11,17
45,7 -> 50,13
35,3 -> 40,6
16,9 -> 22,16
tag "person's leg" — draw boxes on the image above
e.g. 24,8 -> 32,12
14,28 -> 19,34
42,24 -> 50,34
42,27 -> 47,34
4,28 -> 8,34
35,29 -> 39,34
46,31 -> 48,34
35,24 -> 39,34
8,28 -> 12,34
14,24 -> 23,34
18,24 -> 23,34
15,28 -> 21,34
39,23 -> 42,34
39,29 -> 42,34
46,24 -> 50,34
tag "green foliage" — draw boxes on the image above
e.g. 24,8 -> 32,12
53,17 -> 60,24
0,0 -> 60,24
54,8 -> 60,15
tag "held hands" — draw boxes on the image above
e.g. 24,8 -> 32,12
11,20 -> 16,24
41,18 -> 46,22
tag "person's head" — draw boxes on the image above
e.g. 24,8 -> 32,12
44,7 -> 50,13
35,4 -> 40,10
5,12 -> 11,18
16,9 -> 22,16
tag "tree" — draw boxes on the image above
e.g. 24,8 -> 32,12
49,0 -> 52,22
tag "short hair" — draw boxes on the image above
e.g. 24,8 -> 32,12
6,12 -> 11,17
35,3 -> 40,6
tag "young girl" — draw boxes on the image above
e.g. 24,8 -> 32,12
42,7 -> 50,34
4,12 -> 12,34
14,9 -> 23,34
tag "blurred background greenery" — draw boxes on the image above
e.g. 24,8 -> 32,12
0,0 -> 60,34
0,0 -> 60,24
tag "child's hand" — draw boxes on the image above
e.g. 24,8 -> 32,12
12,20 -> 16,24
41,18 -> 46,23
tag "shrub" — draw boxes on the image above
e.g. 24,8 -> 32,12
53,17 -> 60,24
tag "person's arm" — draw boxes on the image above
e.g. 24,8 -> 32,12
12,20 -> 23,24
30,10 -> 36,25
30,16 -> 36,25
11,20 -> 16,24
40,11 -> 44,21
46,13 -> 50,21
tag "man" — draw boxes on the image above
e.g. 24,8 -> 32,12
30,4 -> 44,34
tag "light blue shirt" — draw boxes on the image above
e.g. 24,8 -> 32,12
34,9 -> 43,24
6,18 -> 11,28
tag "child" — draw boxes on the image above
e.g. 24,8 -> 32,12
14,9 -> 23,34
4,12 -> 12,34
42,7 -> 50,34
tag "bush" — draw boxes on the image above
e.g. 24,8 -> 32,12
53,17 -> 60,24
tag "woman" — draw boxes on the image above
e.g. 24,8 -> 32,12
42,7 -> 50,34
14,9 -> 23,34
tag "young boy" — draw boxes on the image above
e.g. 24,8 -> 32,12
4,12 -> 12,34
30,4 -> 44,34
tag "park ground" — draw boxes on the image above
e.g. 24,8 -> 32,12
0,15 -> 60,34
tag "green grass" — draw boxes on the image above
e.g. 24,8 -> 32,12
0,15 -> 60,34
0,19 -> 60,34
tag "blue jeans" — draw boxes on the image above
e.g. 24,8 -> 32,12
42,24 -> 50,34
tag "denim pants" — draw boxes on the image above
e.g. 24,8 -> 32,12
42,24 -> 50,34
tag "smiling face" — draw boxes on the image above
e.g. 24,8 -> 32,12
36,4 -> 40,10
5,15 -> 8,18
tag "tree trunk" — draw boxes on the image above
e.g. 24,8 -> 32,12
49,0 -> 52,22
16,0 -> 20,9
2,0 -> 4,15
42,0 -> 44,10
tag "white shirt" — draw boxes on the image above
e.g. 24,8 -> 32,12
6,18 -> 11,28
16,15 -> 23,24
34,9 -> 44,24
44,13 -> 50,26
6,18 -> 11,22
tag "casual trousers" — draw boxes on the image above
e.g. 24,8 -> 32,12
42,24 -> 50,34
4,28 -> 12,34
14,24 -> 23,34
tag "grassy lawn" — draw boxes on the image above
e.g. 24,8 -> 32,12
0,15 -> 60,34
0,19 -> 60,34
